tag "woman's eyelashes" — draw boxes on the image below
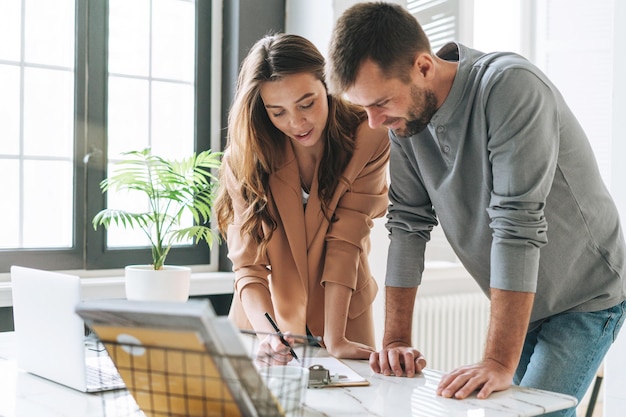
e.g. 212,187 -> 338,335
271,100 -> 315,118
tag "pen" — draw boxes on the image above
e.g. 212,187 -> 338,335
264,312 -> 299,362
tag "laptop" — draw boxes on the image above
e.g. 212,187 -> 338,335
10,265 -> 125,392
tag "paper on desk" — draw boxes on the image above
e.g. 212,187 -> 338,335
300,356 -> 369,387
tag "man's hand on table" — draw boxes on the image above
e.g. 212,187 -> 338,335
369,344 -> 427,377
436,358 -> 514,399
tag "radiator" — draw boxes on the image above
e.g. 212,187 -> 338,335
412,292 -> 490,372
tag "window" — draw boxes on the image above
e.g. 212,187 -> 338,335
0,0 -> 216,273
407,0 -> 460,52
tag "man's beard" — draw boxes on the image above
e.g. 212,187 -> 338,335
393,86 -> 438,138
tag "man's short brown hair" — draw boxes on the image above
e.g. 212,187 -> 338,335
327,1 -> 432,95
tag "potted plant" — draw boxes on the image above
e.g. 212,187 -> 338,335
92,148 -> 222,302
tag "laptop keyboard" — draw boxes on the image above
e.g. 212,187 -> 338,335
83,335 -> 125,390
86,357 -> 125,390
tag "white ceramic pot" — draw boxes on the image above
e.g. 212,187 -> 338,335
124,265 -> 191,302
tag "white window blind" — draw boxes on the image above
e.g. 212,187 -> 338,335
407,0 -> 459,52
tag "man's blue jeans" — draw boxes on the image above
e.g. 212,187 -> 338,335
514,300 -> 626,417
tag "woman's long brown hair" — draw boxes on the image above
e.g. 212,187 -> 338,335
214,33 -> 366,260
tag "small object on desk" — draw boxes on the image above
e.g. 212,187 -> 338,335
305,357 -> 369,388
264,312 -> 300,362
308,364 -> 331,388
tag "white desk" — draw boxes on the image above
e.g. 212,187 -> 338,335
0,332 -> 576,417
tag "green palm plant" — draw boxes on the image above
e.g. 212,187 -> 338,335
92,148 -> 222,270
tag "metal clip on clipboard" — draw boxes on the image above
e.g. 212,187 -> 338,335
308,364 -> 331,388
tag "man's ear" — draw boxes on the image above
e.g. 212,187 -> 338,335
413,53 -> 434,80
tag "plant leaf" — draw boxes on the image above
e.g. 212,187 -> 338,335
93,147 -> 223,267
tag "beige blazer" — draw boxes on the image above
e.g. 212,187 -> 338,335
224,122 -> 390,345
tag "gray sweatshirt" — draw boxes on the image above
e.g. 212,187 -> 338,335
385,42 -> 626,326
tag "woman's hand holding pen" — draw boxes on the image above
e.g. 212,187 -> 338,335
257,333 -> 298,365
260,312 -> 300,364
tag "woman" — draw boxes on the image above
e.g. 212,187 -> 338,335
214,33 -> 389,362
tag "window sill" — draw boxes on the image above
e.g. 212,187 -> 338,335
0,271 -> 234,308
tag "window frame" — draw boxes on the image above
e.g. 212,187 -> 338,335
0,0 -> 216,273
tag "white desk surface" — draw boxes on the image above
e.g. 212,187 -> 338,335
0,331 -> 576,417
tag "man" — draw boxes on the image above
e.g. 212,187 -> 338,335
326,2 -> 626,415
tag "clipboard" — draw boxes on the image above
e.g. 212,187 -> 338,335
303,357 -> 369,388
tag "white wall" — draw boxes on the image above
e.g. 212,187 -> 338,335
604,0 -> 626,414
285,0 -> 333,56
